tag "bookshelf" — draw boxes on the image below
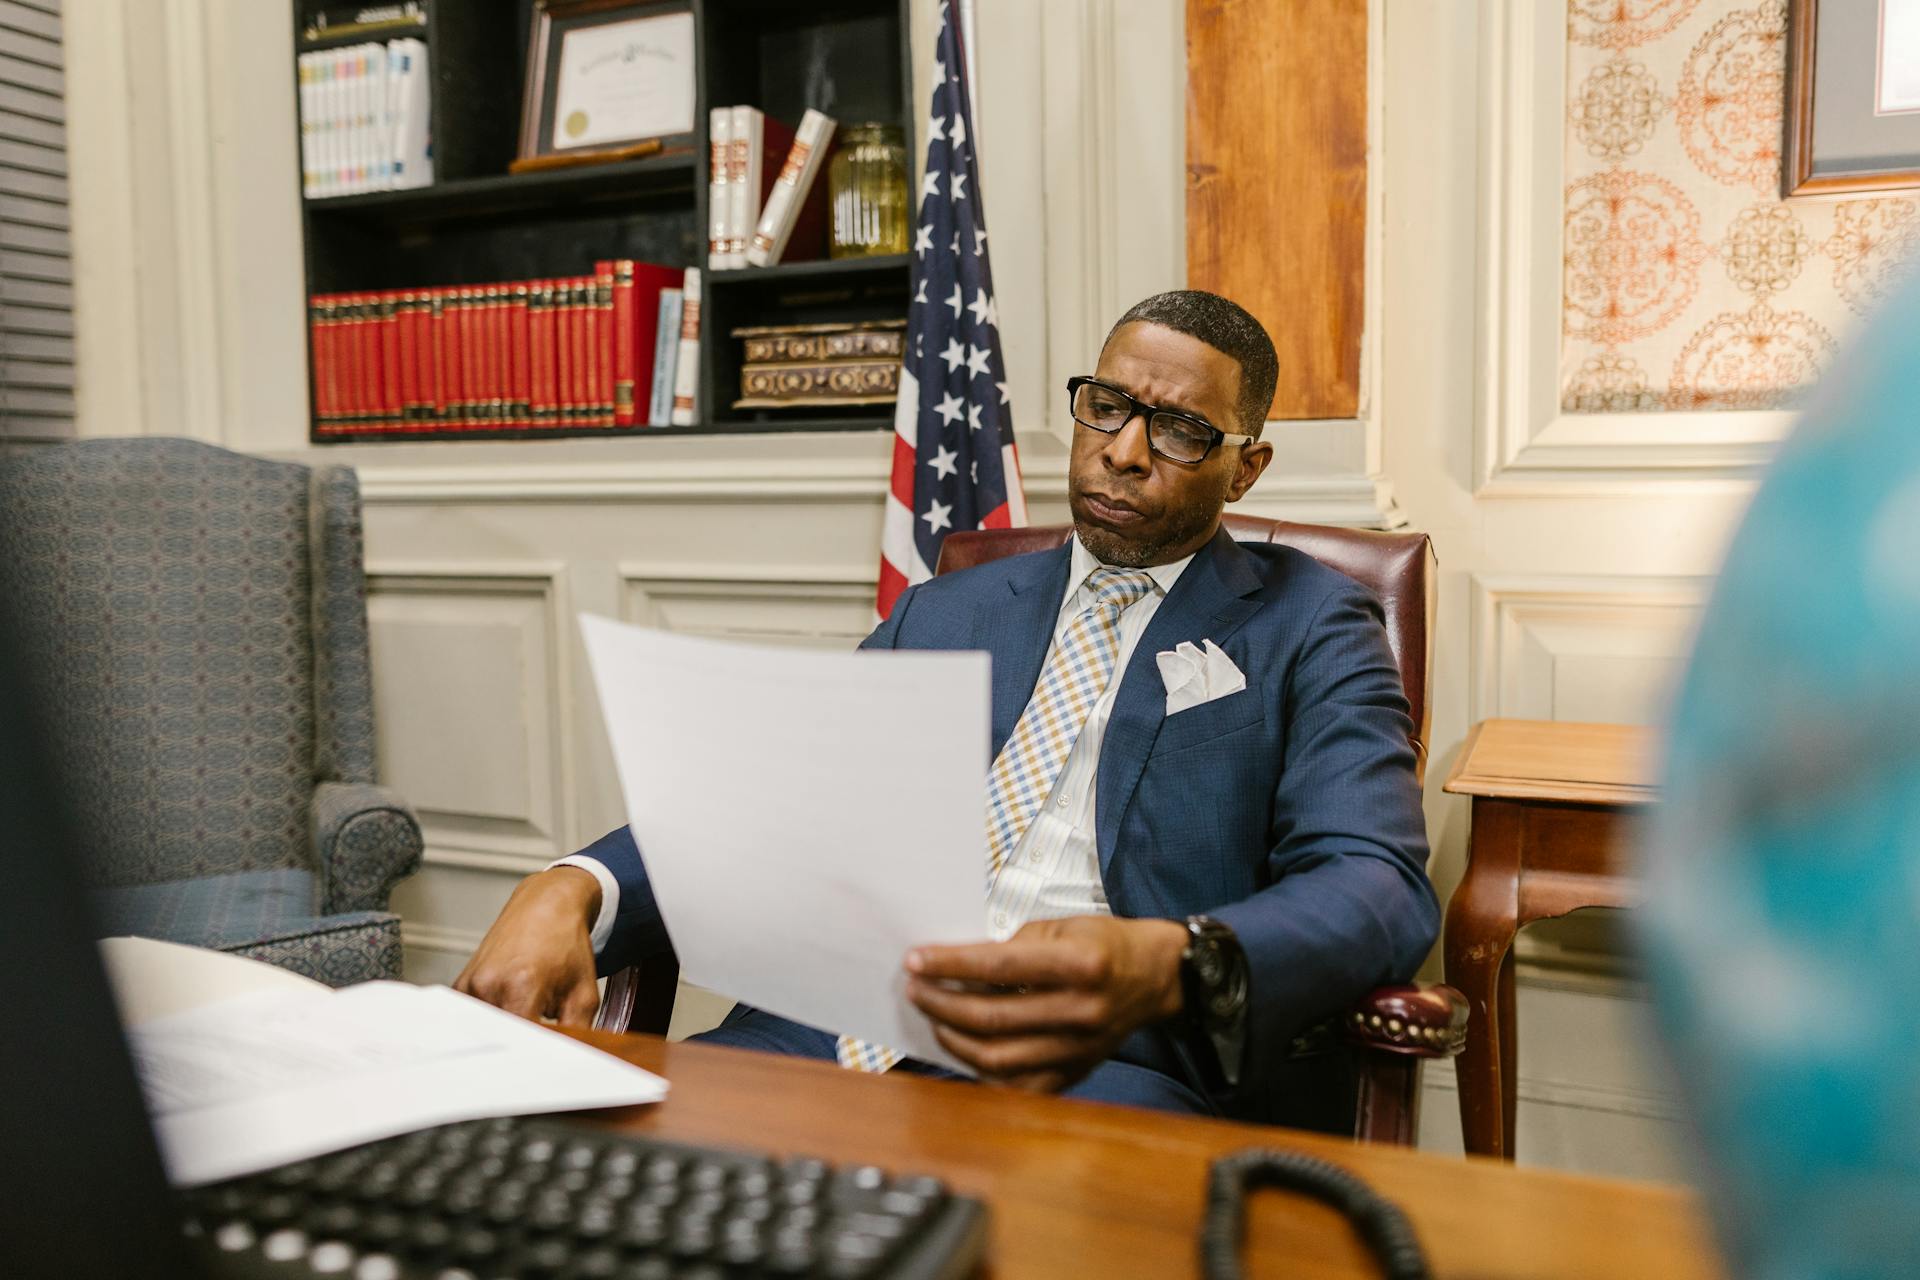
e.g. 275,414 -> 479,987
294,0 -> 915,444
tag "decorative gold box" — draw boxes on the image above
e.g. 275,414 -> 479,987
732,319 -> 906,408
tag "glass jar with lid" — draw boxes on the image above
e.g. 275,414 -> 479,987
828,123 -> 910,259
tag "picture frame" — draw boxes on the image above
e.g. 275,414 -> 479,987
1785,0 -> 1920,196
514,0 -> 698,174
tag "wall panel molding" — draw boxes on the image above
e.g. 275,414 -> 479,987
1472,573 -> 1709,726
1474,0 -> 1794,490
620,563 -> 879,648
365,562 -> 576,865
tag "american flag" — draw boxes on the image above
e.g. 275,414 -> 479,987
876,1 -> 1026,621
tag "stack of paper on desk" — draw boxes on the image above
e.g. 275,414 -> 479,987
578,616 -> 991,1072
104,940 -> 668,1187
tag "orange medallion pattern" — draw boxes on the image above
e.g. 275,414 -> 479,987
1561,0 -> 1917,414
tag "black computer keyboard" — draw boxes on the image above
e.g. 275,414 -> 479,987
179,1115 -> 989,1280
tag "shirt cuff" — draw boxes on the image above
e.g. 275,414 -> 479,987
547,854 -> 620,956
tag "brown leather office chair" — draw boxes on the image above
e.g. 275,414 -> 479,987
600,515 -> 1466,1145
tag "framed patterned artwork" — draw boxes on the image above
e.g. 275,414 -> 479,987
1785,0 -> 1920,195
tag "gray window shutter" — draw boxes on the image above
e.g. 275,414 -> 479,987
1,0 -> 71,440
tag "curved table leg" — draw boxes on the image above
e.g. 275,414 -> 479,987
1443,797 -> 1524,1160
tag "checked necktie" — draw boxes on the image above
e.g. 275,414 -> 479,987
836,567 -> 1158,1074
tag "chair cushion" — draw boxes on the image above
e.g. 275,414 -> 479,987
91,868 -> 401,987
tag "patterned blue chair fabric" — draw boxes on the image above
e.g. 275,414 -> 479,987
0,438 -> 422,986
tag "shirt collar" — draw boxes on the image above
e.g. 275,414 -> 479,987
1067,532 -> 1196,601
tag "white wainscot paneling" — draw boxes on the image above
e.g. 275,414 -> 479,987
620,565 -> 878,650
1473,575 -> 1708,726
366,564 -> 573,873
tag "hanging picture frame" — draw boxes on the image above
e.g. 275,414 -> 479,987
513,0 -> 697,174
1785,0 -> 1920,196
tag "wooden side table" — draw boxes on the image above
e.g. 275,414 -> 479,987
1441,719 -> 1658,1159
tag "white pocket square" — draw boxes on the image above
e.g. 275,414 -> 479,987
1156,640 -> 1247,716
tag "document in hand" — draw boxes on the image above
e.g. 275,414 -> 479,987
578,615 -> 990,1072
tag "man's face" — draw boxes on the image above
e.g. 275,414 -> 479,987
1067,322 -> 1274,567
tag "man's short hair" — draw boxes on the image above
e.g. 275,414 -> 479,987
1104,290 -> 1278,435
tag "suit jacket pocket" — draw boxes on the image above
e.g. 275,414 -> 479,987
1151,688 -> 1265,757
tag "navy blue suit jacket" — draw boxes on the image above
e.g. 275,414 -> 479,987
580,527 -> 1437,1126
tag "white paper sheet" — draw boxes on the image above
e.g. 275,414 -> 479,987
128,982 -> 669,1186
578,615 -> 991,1072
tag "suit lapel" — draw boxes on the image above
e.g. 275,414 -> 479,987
1095,528 -> 1264,877
987,542 -> 1074,761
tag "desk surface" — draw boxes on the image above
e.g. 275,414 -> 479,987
564,1031 -> 1723,1280
1443,718 -> 1660,806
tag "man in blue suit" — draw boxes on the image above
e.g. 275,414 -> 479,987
456,291 -> 1436,1128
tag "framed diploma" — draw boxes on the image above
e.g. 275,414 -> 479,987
515,0 -> 697,173
1786,0 -> 1920,195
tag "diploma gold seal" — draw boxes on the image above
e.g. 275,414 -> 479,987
564,109 -> 589,139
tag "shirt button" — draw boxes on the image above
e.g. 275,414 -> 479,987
1029,849 -> 1042,864
1056,794 -> 1069,808
994,911 -> 1009,929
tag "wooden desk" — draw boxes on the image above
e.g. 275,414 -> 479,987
566,1030 -> 1722,1279
1441,719 -> 1659,1160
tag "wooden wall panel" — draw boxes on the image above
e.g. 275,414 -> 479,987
1187,0 -> 1366,421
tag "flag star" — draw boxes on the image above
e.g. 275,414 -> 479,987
929,444 -> 959,479
974,227 -> 989,254
950,113 -> 967,148
971,461 -> 979,482
934,391 -> 964,426
950,230 -> 960,255
951,172 -> 968,201
967,402 -> 983,432
995,380 -> 1009,405
928,115 -> 946,143
941,337 -> 966,373
914,225 -> 934,258
967,289 -> 992,325
921,169 -> 941,201
934,59 -> 946,86
913,278 -> 928,305
965,344 -> 991,378
921,499 -> 953,534
946,283 -> 964,317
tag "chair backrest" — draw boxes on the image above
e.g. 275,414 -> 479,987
934,516 -> 1437,780
0,437 -> 378,885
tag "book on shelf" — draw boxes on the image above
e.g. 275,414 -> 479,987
707,107 -> 733,269
669,267 -> 702,426
301,2 -> 425,43
308,260 -> 686,436
648,289 -> 684,427
299,37 -> 431,198
747,109 -> 836,268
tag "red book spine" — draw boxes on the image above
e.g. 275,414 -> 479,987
596,261 -> 616,426
508,283 -> 529,429
611,261 -> 635,426
396,291 -> 417,427
346,294 -> 366,431
309,294 -> 329,432
376,291 -> 397,431
493,284 -> 510,426
420,290 -> 439,429
526,282 -> 544,429
458,287 -> 478,428
474,285 -> 492,427
444,290 -> 465,429
570,276 -> 589,427
587,262 -> 607,427
540,280 -> 558,428
550,280 -> 569,426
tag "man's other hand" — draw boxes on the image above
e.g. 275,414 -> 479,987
903,916 -> 1187,1092
453,866 -> 603,1027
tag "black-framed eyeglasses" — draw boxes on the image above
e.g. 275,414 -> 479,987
1065,376 -> 1254,465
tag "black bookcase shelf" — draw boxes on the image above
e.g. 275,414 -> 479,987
292,0 -> 915,445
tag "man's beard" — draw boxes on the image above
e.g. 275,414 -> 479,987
1068,470 -> 1232,568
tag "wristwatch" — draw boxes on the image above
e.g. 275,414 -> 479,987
1179,915 -> 1249,1087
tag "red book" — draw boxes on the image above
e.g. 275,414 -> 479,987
569,276 -> 589,426
347,293 -> 368,430
424,289 -> 444,428
624,262 -> 682,424
444,290 -> 465,429
553,280 -> 572,425
462,286 -> 483,429
610,261 -> 635,427
589,262 -> 611,427
527,281 -> 547,428
377,292 -> 399,431
309,295 -> 330,431
397,291 -> 418,425
491,284 -> 510,426
509,283 -> 530,429
474,285 -> 493,427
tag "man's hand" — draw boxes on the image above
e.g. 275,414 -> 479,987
904,916 -> 1188,1093
453,866 -> 603,1027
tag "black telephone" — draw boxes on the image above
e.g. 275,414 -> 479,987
1202,1148 -> 1432,1280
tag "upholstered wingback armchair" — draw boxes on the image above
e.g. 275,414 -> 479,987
0,438 -> 422,986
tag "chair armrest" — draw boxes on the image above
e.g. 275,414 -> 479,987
311,781 -> 423,914
1344,983 -> 1468,1058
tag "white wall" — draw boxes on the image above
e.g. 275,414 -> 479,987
61,0 -> 1776,1182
